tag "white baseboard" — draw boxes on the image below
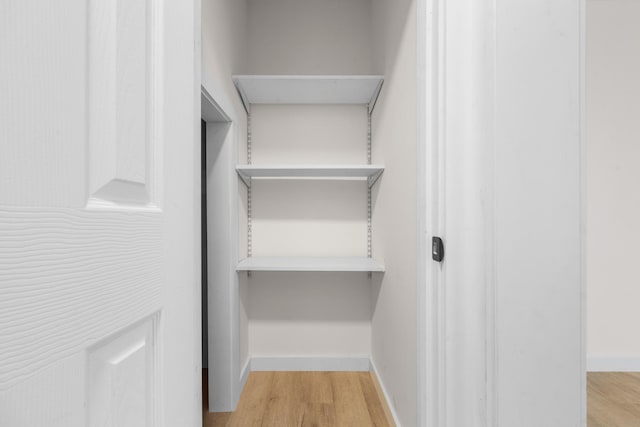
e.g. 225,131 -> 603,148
370,357 -> 402,427
587,356 -> 640,372
250,356 -> 371,372
239,358 -> 251,392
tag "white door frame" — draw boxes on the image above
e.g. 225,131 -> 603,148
416,0 -> 447,425
165,0 -> 202,423
200,79 -> 244,412
417,1 -> 587,426
418,0 -> 487,425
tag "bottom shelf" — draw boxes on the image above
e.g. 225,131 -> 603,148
236,256 -> 385,273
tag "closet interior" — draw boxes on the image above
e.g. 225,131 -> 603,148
202,1 -> 418,425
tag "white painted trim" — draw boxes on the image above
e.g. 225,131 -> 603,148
416,0 -> 428,424
201,86 -> 231,123
250,356 -> 371,372
587,357 -> 640,372
201,70 -> 237,123
239,358 -> 251,391
579,0 -> 587,425
479,2 -> 498,425
85,198 -> 162,212
370,357 -> 403,427
419,0 -> 447,426
200,85 -> 241,413
416,1 -> 585,425
192,0 -> 202,424
228,122 -> 241,410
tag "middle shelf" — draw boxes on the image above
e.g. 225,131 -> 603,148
236,164 -> 384,187
236,256 -> 385,273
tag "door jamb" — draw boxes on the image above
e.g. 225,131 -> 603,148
417,0 -> 447,426
416,1 -> 589,425
200,81 -> 241,412
579,0 -> 587,423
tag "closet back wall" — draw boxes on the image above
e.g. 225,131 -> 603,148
247,0 -> 374,75
244,0 -> 376,360
251,105 -> 368,257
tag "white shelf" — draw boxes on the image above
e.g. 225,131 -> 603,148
236,164 -> 384,187
236,256 -> 385,273
232,75 -> 384,113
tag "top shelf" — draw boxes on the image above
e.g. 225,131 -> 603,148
236,164 -> 384,188
232,75 -> 384,114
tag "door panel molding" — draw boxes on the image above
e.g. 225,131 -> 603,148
87,313 -> 160,427
0,0 -> 200,425
87,0 -> 163,209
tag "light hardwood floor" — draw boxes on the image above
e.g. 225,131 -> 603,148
205,371 -> 640,426
203,371 -> 394,427
588,372 -> 640,427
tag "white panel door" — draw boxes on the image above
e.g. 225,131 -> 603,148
0,1 -> 200,426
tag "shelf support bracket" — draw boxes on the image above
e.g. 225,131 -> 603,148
367,111 -> 372,262
368,79 -> 384,116
247,107 -> 253,272
368,169 -> 384,188
237,170 -> 251,187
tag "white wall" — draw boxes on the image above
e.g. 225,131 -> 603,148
246,0 -> 374,75
587,0 -> 640,368
370,0 -> 417,425
248,273 -> 372,356
202,0 -> 247,85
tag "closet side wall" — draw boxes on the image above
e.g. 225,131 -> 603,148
370,0 -> 418,425
587,0 -> 640,367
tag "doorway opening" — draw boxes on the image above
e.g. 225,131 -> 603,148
201,118 -> 209,421
201,87 -> 235,423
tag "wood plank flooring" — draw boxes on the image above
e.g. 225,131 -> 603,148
205,371 -> 640,426
588,372 -> 640,427
204,371 -> 394,427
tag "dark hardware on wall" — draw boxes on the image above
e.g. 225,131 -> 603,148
432,236 -> 444,262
